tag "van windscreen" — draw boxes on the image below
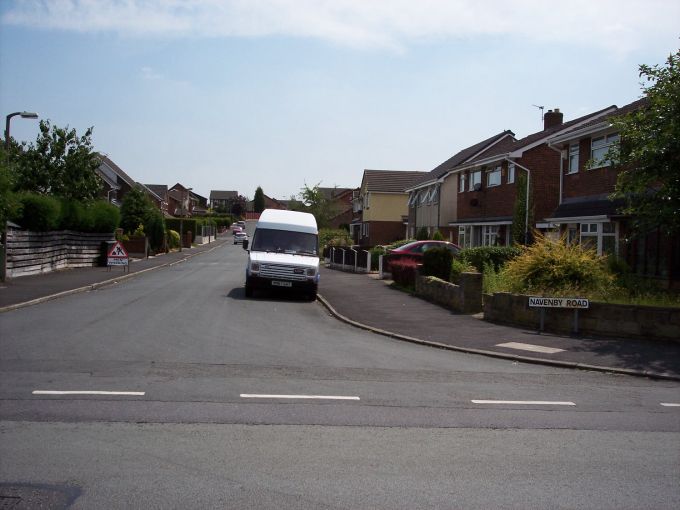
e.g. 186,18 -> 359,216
251,228 -> 318,255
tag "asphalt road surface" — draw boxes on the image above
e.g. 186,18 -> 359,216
1,230 -> 679,509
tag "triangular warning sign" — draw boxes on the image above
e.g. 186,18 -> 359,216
108,241 -> 129,258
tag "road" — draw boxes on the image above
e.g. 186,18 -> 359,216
1,230 -> 679,509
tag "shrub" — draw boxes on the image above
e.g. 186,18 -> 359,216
145,208 -> 166,252
502,232 -> 614,296
422,246 -> 453,281
13,193 -> 61,231
384,239 -> 414,250
58,199 -> 93,231
390,258 -> 419,287
450,258 -> 476,284
459,246 -> 521,273
319,228 -> 352,249
369,246 -> 385,270
416,227 -> 429,240
431,230 -> 444,241
167,229 -> 180,249
89,201 -> 120,233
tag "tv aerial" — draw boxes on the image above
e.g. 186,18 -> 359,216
532,104 -> 545,122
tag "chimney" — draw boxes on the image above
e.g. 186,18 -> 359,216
544,108 -> 563,130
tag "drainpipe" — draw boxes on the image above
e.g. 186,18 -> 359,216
505,158 -> 531,244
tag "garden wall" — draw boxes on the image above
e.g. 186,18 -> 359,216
484,292 -> 680,342
415,272 -> 483,314
5,229 -> 115,278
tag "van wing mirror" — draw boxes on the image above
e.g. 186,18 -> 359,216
242,239 -> 249,250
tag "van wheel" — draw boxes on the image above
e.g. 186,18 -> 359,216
307,291 -> 317,301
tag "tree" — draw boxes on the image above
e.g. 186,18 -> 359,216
229,195 -> 247,217
120,186 -> 153,234
10,120 -> 102,201
294,183 -> 338,229
253,186 -> 265,213
610,50 -> 680,235
0,145 -> 21,230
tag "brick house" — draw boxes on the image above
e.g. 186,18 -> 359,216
319,187 -> 355,230
145,184 -> 171,216
96,155 -> 137,207
209,190 -> 239,211
351,170 -> 426,246
545,98 -> 680,288
446,106 -> 616,248
405,130 -> 515,241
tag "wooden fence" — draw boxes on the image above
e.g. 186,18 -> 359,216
5,229 -> 115,278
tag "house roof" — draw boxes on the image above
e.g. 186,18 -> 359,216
465,105 -> 617,165
318,187 -> 353,200
145,184 -> 168,199
98,155 -> 137,188
546,196 -> 627,221
210,190 -> 238,200
362,170 -> 427,193
409,130 -> 515,189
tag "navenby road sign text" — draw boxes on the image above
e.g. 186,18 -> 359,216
529,297 -> 589,309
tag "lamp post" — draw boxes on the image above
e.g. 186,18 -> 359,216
5,111 -> 38,148
170,187 -> 192,251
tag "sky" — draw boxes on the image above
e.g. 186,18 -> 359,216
1,1 -> 678,201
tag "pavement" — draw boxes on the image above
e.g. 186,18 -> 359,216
1,237 -> 679,380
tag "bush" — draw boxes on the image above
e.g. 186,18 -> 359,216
416,227 -> 429,240
459,246 -> 521,273
450,258 -> 476,284
145,208 -> 166,252
390,258 -> 419,287
13,193 -> 61,231
422,247 -> 453,281
502,232 -> 614,296
167,229 -> 180,249
89,201 -> 120,232
166,218 -> 198,242
319,228 -> 352,249
58,199 -> 93,231
432,230 -> 444,241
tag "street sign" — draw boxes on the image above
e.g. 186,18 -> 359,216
529,297 -> 589,309
107,241 -> 129,266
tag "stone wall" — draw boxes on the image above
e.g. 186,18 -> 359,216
484,292 -> 680,342
415,272 -> 482,314
6,229 -> 115,278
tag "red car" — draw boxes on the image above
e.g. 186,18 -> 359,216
385,240 -> 460,268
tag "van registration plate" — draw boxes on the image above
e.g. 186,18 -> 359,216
271,280 -> 292,287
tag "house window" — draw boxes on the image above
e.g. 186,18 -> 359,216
507,163 -> 515,184
487,166 -> 501,187
459,173 -> 467,193
469,170 -> 481,191
458,226 -> 470,248
590,133 -> 619,168
430,186 -> 439,203
408,191 -> 418,207
420,189 -> 428,204
363,192 -> 370,209
362,223 -> 370,238
483,225 -> 500,246
580,222 -> 618,256
567,143 -> 579,174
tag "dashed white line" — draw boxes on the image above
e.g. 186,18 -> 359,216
240,394 -> 360,401
660,403 -> 680,407
496,342 -> 565,354
471,400 -> 575,406
32,390 -> 145,396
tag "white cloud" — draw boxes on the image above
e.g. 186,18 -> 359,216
3,0 -> 679,54
140,66 -> 163,80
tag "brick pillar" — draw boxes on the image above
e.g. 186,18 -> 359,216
183,230 -> 192,248
460,272 -> 483,313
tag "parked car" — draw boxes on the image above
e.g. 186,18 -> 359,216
237,220 -> 246,229
385,240 -> 460,269
232,225 -> 243,235
234,231 -> 248,244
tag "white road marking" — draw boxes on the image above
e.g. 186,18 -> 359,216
471,400 -> 575,406
240,394 -> 360,401
32,390 -> 145,396
496,342 -> 565,354
660,403 -> 680,407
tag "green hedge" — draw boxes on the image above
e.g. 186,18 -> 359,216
422,247 -> 453,281
14,193 -> 61,231
459,246 -> 521,273
11,194 -> 120,233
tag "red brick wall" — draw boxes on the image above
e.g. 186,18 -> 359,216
456,146 -> 561,223
362,221 -> 406,247
562,137 -> 621,199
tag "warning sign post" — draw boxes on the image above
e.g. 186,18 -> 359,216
107,241 -> 129,272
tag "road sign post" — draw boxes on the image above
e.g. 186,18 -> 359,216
529,297 -> 589,335
107,241 -> 129,273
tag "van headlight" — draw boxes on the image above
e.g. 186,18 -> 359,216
251,262 -> 260,272
306,267 -> 317,277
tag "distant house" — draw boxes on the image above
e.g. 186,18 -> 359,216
168,183 -> 195,217
405,131 -> 515,241
210,190 -> 239,211
96,155 -> 137,206
545,98 -> 679,288
246,193 -> 288,212
319,187 -> 354,230
352,170 -> 427,246
145,184 -> 170,216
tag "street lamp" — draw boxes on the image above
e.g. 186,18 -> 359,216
170,187 -> 193,252
5,111 -> 39,148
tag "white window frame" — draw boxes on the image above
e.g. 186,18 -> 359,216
458,226 -> 471,248
430,186 -> 439,204
363,192 -> 370,209
590,133 -> 619,168
507,163 -> 515,184
459,173 -> 467,193
408,191 -> 417,206
567,143 -> 579,174
420,189 -> 429,204
482,225 -> 500,246
487,166 -> 501,188
469,170 -> 482,191
579,221 -> 618,256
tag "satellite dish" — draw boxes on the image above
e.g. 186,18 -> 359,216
473,183 -> 482,191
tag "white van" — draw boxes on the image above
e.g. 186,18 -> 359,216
242,209 -> 319,299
